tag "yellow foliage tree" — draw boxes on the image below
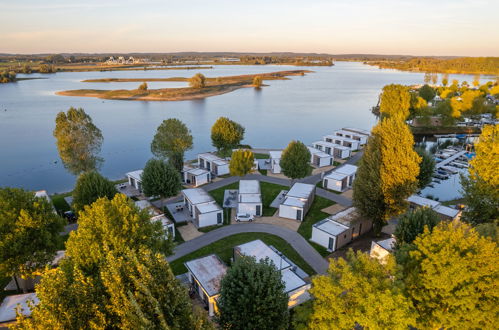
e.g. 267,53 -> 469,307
469,124 -> 499,186
229,149 -> 254,176
379,84 -> 411,120
450,90 -> 482,118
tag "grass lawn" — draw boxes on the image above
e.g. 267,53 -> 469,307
260,181 -> 288,216
253,153 -> 270,159
169,232 -> 316,276
297,196 -> 335,257
51,193 -> 71,214
441,197 -> 466,206
258,169 -> 268,176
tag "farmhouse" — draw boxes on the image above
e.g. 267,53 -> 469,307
307,147 -> 334,167
126,169 -> 143,192
312,141 -> 351,159
182,166 -> 211,187
279,183 -> 315,221
198,153 -> 229,176
269,150 -> 283,174
322,164 -> 358,192
237,180 -> 262,216
407,195 -> 461,220
311,207 -> 372,252
233,240 -> 311,308
323,135 -> 361,150
182,188 -> 223,228
184,255 -> 228,317
333,129 -> 369,145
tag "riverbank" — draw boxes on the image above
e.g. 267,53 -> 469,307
57,70 -> 311,101
411,126 -> 482,136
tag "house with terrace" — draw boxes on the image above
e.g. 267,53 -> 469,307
407,195 -> 461,221
126,169 -> 143,193
279,183 -> 315,221
238,180 -> 262,216
311,207 -> 372,252
184,255 -> 228,317
322,134 -> 361,150
233,240 -> 311,308
182,166 -> 211,187
198,153 -> 229,177
322,164 -> 358,192
134,200 -> 175,239
182,188 -> 224,228
269,150 -> 283,174
312,141 -> 351,159
307,147 -> 334,167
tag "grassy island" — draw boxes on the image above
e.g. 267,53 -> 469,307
56,70 -> 311,101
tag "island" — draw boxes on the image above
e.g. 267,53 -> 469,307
56,70 -> 311,101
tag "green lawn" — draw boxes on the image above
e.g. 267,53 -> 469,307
258,169 -> 268,176
253,153 -> 270,159
297,196 -> 335,257
169,232 -> 316,276
51,193 -> 71,214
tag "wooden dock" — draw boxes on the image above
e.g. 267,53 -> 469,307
436,150 -> 467,169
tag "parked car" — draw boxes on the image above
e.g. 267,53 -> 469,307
235,213 -> 254,222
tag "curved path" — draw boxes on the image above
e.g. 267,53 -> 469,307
167,223 -> 330,274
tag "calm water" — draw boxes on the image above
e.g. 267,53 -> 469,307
0,62 -> 487,194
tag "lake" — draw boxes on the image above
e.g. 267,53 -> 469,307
0,62 -> 488,195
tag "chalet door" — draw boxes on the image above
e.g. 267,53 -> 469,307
325,147 -> 331,154
217,212 -> 222,224
328,237 -> 334,251
256,205 -> 261,216
192,176 -> 196,186
324,179 -> 328,188
296,209 -> 302,221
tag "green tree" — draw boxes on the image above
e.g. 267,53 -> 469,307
353,118 -> 421,234
253,76 -> 263,88
138,82 -> 148,91
22,64 -> 32,74
0,188 -> 66,290
403,221 -> 499,329
418,84 -> 436,102
217,256 -> 289,330
280,140 -> 311,180
308,250 -> 415,329
435,99 -> 456,126
210,117 -> 245,154
394,208 -> 439,246
379,84 -> 411,119
53,107 -> 103,175
415,147 -> 435,188
72,171 -> 117,212
229,149 -> 255,176
189,73 -> 206,88
141,158 -> 182,199
150,118 -> 193,171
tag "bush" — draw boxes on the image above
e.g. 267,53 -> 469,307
189,73 -> 206,88
138,82 -> 148,91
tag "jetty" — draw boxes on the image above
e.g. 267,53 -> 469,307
436,150 -> 467,169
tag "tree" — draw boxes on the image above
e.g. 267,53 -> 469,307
253,76 -> 262,88
141,158 -> 182,199
189,73 -> 206,88
53,107 -> 103,175
441,73 -> 449,87
394,208 -> 439,246
353,118 -> 421,234
150,118 -> 193,172
72,171 -> 117,212
415,147 -> 435,188
138,82 -> 148,91
308,250 -> 415,329
473,74 -> 481,87
403,221 -> 499,329
229,149 -> 254,176
38,64 -> 55,73
217,256 -> 289,330
379,84 -> 411,119
0,188 -> 65,290
461,124 -> 499,225
210,117 -> 245,154
280,140 -> 311,180
418,84 -> 436,102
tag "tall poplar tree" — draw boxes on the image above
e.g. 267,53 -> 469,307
229,149 -> 255,176
379,84 -> 411,120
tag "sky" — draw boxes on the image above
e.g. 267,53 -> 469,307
1,0 -> 498,56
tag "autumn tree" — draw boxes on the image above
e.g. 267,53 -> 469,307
403,221 -> 499,329
71,171 -> 117,212
217,256 -> 289,330
0,188 -> 66,292
353,118 -> 421,234
253,75 -> 263,88
189,73 -> 206,88
415,147 -> 435,188
418,84 -> 436,102
308,250 -> 415,329
141,158 -> 182,199
229,149 -> 255,176
441,73 -> 449,86
379,84 -> 411,119
394,207 -> 439,246
211,117 -> 245,155
138,82 -> 148,91
53,107 -> 103,175
150,118 -> 193,172
461,124 -> 499,225
280,140 -> 311,180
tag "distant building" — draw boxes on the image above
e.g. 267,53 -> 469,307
308,147 -> 333,167
370,237 -> 396,264
407,195 -> 461,221
269,150 -> 283,174
279,183 -> 315,221
237,180 -> 262,216
323,135 -> 361,150
322,164 -> 358,192
312,141 -> 351,159
198,153 -> 230,177
182,166 -> 211,187
126,170 -> 143,193
182,188 -> 223,228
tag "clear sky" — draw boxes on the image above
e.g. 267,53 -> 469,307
1,0 -> 498,56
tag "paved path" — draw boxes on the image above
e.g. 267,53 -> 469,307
166,223 -> 329,274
